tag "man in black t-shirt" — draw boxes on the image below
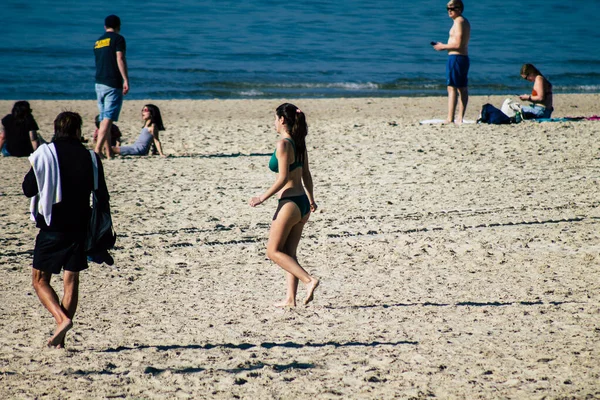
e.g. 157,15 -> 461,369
94,14 -> 129,159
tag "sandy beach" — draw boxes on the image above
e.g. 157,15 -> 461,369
1,95 -> 599,399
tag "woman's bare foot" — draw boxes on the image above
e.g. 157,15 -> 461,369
303,278 -> 320,305
47,319 -> 72,348
274,299 -> 296,308
442,119 -> 454,125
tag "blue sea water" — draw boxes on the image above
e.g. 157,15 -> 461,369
1,0 -> 599,99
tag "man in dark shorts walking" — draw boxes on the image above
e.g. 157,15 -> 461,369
94,14 -> 129,159
433,0 -> 471,124
23,112 -> 109,348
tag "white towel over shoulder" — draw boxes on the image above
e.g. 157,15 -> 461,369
29,143 -> 62,225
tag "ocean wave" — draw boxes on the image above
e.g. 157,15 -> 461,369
565,59 -> 600,66
290,82 -> 379,90
4,79 -> 600,101
205,81 -> 379,90
552,72 -> 600,79
556,85 -> 600,92
239,89 -> 265,96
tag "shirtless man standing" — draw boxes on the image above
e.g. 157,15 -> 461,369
433,0 -> 471,124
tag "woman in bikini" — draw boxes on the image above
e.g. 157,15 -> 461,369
112,104 -> 166,156
249,103 -> 319,307
519,64 -> 553,119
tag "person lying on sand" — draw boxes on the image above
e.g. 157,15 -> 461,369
112,104 -> 166,157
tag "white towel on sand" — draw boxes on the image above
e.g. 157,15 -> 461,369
29,143 -> 62,225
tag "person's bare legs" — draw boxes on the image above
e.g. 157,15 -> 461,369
273,219 -> 307,307
32,269 -> 73,348
456,87 -> 469,125
445,86 -> 458,124
103,134 -> 112,158
267,202 -> 319,306
293,214 -> 319,305
95,119 -> 113,159
274,271 -> 299,308
57,271 -> 79,348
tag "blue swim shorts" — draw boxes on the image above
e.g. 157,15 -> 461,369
446,55 -> 470,88
95,83 -> 123,121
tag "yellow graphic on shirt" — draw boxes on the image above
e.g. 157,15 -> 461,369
94,38 -> 111,49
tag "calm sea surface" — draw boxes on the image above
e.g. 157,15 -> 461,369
2,0 -> 599,99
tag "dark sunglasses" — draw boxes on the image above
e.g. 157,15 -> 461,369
447,7 -> 458,11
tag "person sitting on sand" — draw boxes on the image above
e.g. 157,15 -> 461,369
519,63 -> 553,119
0,101 -> 41,157
93,114 -> 122,147
22,111 -> 109,349
249,103 -> 319,307
112,104 -> 166,157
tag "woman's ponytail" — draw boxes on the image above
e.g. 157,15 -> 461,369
276,103 -> 307,164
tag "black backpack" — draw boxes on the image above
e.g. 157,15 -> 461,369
478,104 -> 511,124
85,151 -> 116,263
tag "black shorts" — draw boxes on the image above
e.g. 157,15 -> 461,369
33,230 -> 88,274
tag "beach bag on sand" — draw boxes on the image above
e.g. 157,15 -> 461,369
478,104 -> 511,125
501,98 -> 522,118
85,151 -> 116,264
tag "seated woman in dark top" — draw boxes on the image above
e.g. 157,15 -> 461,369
23,111 -> 109,349
112,104 -> 166,157
0,101 -> 41,157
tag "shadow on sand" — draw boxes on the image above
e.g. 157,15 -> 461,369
71,341 -> 417,377
63,361 -> 316,377
163,152 -> 271,159
323,299 -> 578,310
100,339 -> 417,354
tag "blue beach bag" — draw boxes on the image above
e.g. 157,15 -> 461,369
478,104 -> 511,125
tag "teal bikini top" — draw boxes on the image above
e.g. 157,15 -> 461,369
269,138 -> 303,173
